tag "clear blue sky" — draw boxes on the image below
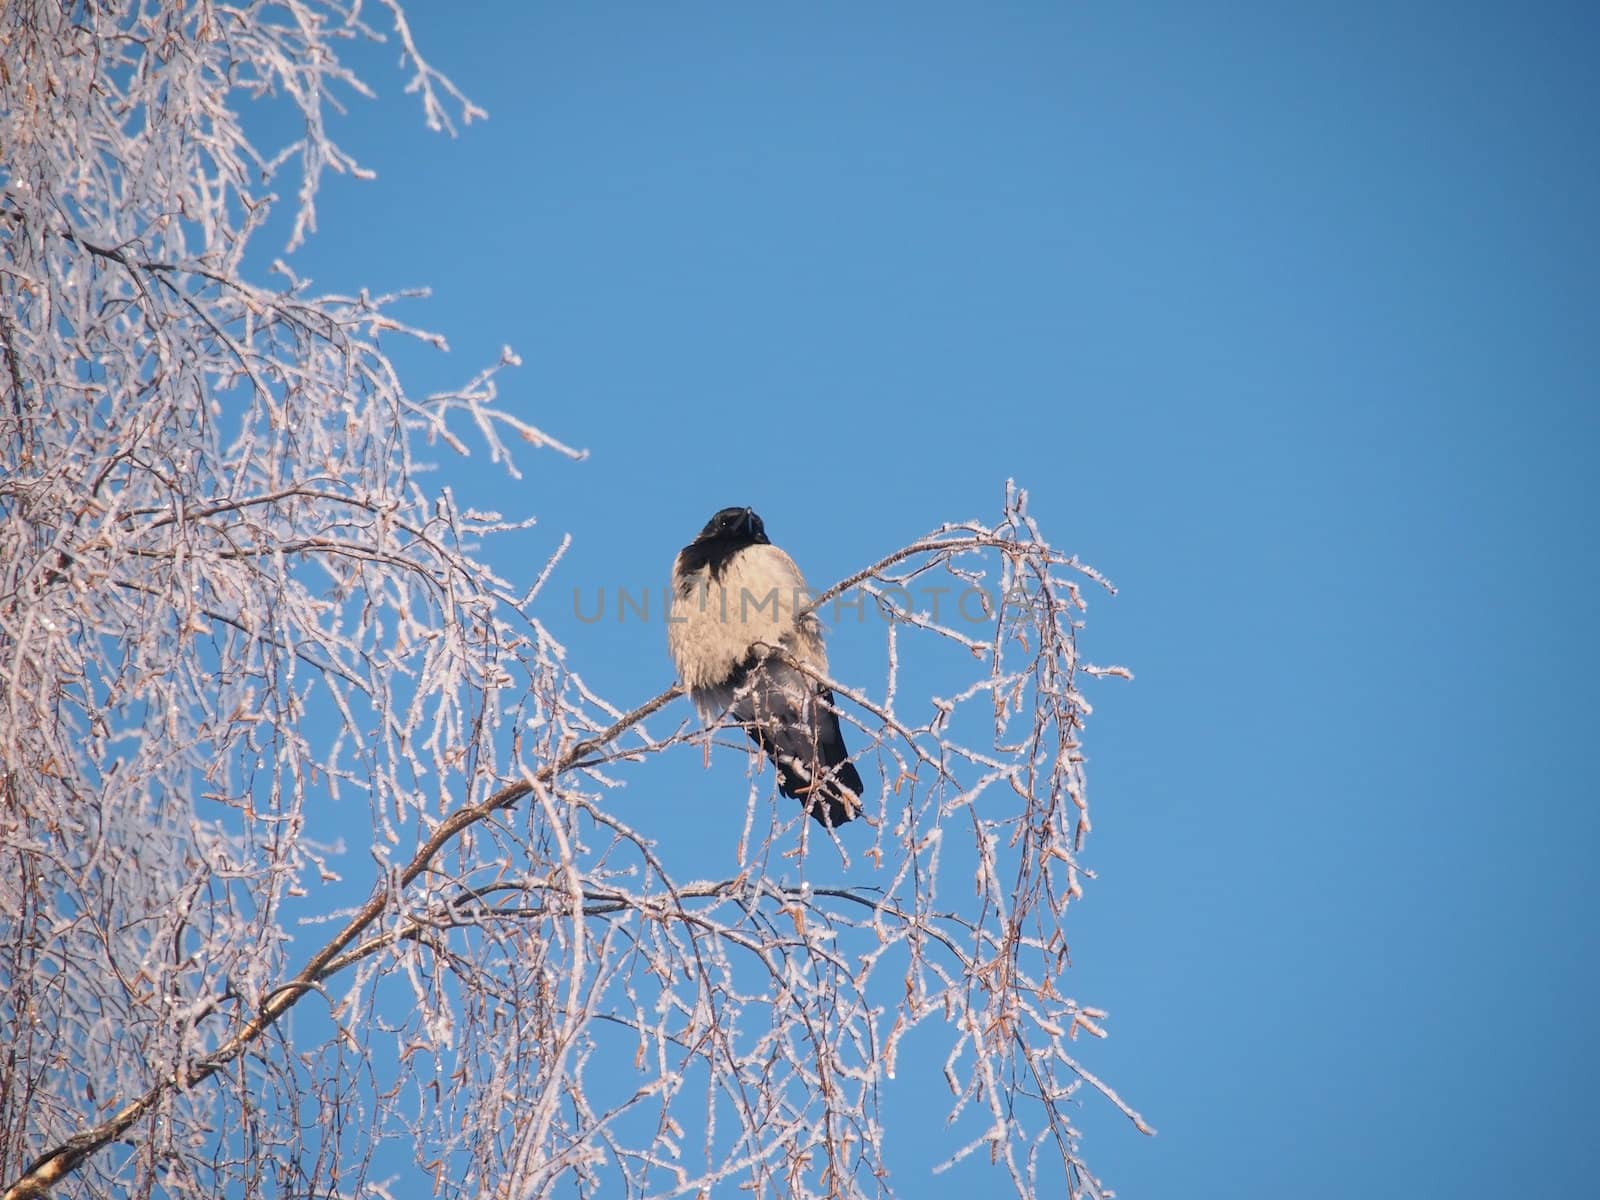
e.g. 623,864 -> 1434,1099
271,2 -> 1596,1194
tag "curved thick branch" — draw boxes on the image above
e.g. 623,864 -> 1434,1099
4,526 -> 1109,1198
4,686 -> 679,1199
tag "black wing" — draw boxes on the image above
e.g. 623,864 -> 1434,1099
732,657 -> 864,827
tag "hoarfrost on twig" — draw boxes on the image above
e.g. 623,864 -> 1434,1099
0,4 -> 1143,1198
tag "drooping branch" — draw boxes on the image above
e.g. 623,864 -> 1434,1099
2,682 -> 679,1199
3,521 -> 1129,1198
4,0 -> 1136,1190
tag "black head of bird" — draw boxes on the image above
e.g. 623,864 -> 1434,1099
679,506 -> 771,580
700,506 -> 769,544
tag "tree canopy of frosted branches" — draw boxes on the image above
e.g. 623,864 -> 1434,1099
0,3 -> 1147,1198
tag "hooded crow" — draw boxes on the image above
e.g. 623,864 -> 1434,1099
667,506 -> 864,827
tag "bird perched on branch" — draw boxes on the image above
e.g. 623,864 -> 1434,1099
667,506 -> 864,827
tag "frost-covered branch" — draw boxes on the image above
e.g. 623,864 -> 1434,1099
1,686 -> 680,1199
1,3 -> 1139,1198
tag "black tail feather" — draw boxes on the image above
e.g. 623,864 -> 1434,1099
739,679 -> 864,827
